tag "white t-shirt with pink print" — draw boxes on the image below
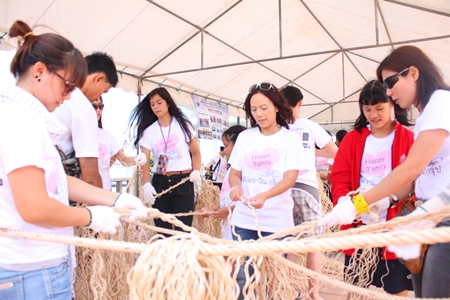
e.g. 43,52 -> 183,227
0,85 -> 71,266
97,128 -> 121,191
228,127 -> 304,233
359,129 -> 394,223
140,118 -> 196,173
219,169 -> 235,240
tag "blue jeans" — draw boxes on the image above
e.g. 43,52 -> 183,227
232,226 -> 275,300
411,220 -> 450,298
0,263 -> 71,300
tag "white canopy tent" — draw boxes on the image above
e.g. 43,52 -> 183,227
1,0 -> 450,132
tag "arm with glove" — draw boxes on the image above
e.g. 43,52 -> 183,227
110,149 -> 147,167
188,137 -> 202,183
67,176 -> 148,224
139,147 -> 157,205
319,129 -> 443,227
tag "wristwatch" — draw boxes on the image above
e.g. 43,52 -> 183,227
390,194 -> 399,205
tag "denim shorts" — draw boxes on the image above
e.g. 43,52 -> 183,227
0,263 -> 71,300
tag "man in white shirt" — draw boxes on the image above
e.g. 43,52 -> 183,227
281,85 -> 338,300
53,52 -> 118,188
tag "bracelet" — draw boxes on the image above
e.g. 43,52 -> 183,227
352,194 -> 369,214
85,207 -> 92,227
113,193 -> 122,207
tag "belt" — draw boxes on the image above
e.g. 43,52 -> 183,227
162,170 -> 191,177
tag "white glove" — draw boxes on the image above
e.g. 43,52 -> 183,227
337,196 -> 348,204
385,186 -> 450,260
369,196 -> 390,212
114,192 -> 148,222
86,206 -> 121,235
143,182 -> 157,205
387,207 -> 435,260
189,170 -> 201,183
134,153 -> 147,166
317,198 -> 357,227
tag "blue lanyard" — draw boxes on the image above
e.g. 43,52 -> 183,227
158,117 -> 173,152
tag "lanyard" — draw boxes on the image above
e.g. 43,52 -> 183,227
158,117 -> 173,152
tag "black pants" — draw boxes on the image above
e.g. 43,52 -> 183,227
151,173 -> 194,235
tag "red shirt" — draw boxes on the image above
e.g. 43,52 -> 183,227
330,122 -> 414,259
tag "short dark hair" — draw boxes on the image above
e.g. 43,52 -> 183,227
335,129 -> 347,142
354,80 -> 412,131
222,125 -> 247,145
280,85 -> 303,107
85,52 -> 118,87
244,83 -> 294,130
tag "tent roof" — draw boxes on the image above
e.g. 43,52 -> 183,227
2,0 -> 450,128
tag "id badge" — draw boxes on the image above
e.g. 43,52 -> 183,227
155,154 -> 169,175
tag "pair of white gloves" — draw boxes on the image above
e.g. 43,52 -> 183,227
143,170 -> 201,205
318,192 -> 447,260
85,192 -> 148,234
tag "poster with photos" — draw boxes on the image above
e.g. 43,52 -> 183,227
192,95 -> 229,140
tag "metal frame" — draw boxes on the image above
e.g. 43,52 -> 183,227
133,0 -> 450,124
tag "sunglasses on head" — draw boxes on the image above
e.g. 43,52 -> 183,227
92,103 -> 104,111
248,82 -> 274,93
48,67 -> 77,96
382,67 -> 410,90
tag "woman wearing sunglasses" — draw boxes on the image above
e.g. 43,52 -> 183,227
92,96 -> 147,191
0,21 -> 147,299
330,80 -> 414,297
128,87 -> 201,234
319,45 -> 450,298
228,82 -> 305,299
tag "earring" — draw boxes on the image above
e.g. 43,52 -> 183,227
34,75 -> 41,82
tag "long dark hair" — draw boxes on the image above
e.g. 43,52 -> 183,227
244,83 -> 294,129
222,125 -> 247,144
129,87 -> 194,148
9,20 -> 86,89
376,45 -> 450,112
354,80 -> 412,131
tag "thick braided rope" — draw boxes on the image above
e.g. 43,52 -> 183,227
2,225 -> 450,256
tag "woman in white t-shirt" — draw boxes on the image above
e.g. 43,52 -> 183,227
92,96 -> 146,190
0,21 -> 147,300
228,82 -> 303,299
129,87 -> 201,234
320,46 -> 450,298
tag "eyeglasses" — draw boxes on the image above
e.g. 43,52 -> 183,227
382,67 -> 410,90
248,82 -> 274,93
92,103 -> 104,111
49,68 -> 77,96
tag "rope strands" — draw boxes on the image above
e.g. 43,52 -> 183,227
3,215 -> 450,256
2,225 -> 450,299
192,179 -> 222,238
3,167 -> 450,299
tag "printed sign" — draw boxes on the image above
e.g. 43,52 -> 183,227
192,95 -> 229,140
